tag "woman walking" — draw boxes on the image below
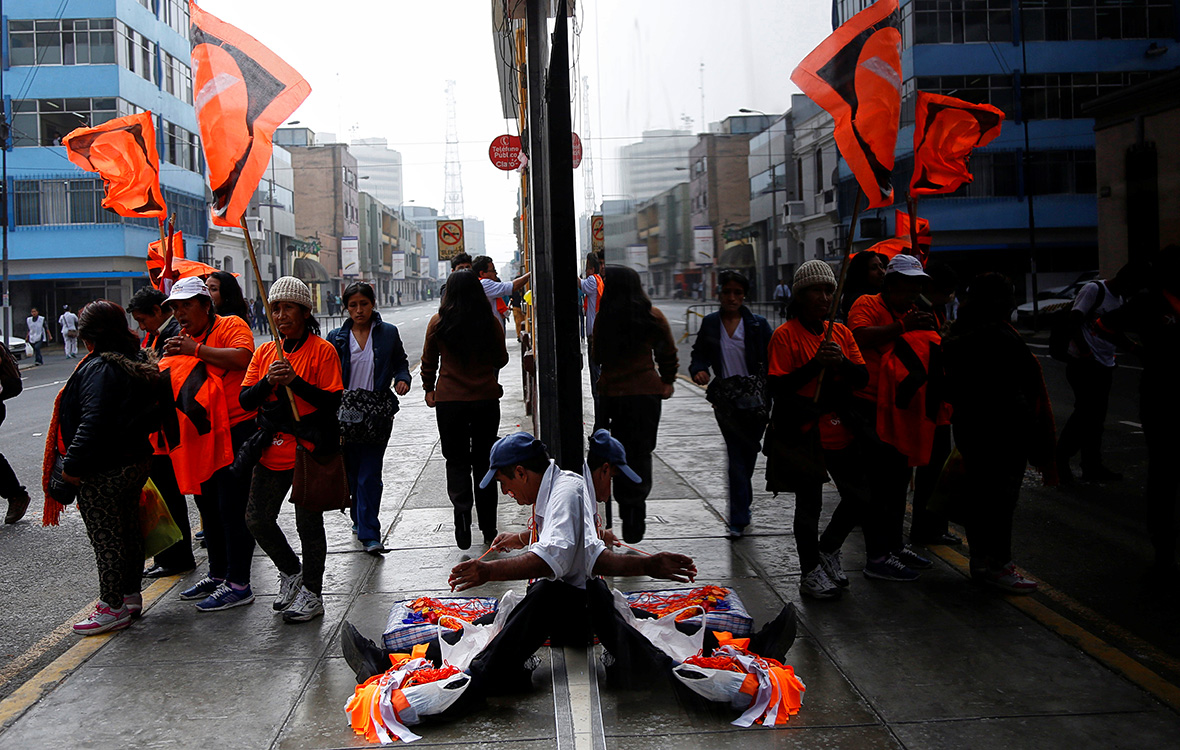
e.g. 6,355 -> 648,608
421,270 -> 508,550
689,270 -> 773,538
329,282 -> 411,555
593,265 -> 678,544
764,262 -> 871,599
51,300 -> 160,634
943,274 -> 1054,593
239,277 -> 344,622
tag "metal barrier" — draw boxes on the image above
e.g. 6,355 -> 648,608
681,301 -> 787,339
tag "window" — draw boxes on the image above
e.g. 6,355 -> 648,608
911,0 -> 1013,46
163,53 -> 194,104
889,148 -> 1094,199
9,98 -> 135,147
117,22 -> 157,83
814,149 -> 824,193
748,163 -> 787,200
163,122 -> 201,172
909,75 -> 1016,121
7,19 -> 116,66
1021,71 -> 1157,119
910,1 -> 1173,46
162,0 -> 191,38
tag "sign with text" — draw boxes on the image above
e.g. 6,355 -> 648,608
488,134 -> 523,171
391,252 -> 406,280
625,244 -> 649,274
590,214 -> 604,254
341,236 -> 359,276
436,219 -> 465,260
571,132 -> 582,169
693,226 -> 715,267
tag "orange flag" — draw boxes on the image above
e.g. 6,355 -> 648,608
791,0 -> 902,209
864,237 -> 913,263
158,355 -> 234,494
146,232 -> 223,288
894,209 -> 931,259
190,2 -> 311,227
62,111 -> 167,218
910,92 -> 1005,196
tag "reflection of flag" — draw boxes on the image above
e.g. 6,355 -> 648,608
911,92 -> 1005,195
894,209 -> 931,257
147,232 -> 223,288
791,0 -> 902,209
158,355 -> 233,494
190,3 -> 311,227
62,112 -> 167,218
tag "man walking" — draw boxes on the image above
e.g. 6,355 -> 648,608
1056,264 -> 1145,482
58,304 -> 79,359
772,277 -> 791,319
25,308 -> 50,366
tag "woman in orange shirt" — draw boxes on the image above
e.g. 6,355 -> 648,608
766,261 -> 870,600
239,277 -> 343,623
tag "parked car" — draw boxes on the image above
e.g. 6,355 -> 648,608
1012,271 -> 1100,327
1,335 -> 32,361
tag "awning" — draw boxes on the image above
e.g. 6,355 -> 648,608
293,257 -> 331,284
717,242 -> 755,268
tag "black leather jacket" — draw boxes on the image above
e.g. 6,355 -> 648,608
60,350 -> 161,478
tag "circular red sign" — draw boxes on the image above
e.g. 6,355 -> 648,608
571,132 -> 582,169
488,134 -> 522,171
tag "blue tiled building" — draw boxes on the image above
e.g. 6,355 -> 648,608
2,0 -> 206,329
833,0 -> 1179,296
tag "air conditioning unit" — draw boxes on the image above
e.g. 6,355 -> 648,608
784,201 -> 805,222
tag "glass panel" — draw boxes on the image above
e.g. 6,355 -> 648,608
990,10 -> 1012,41
10,114 -> 39,147
35,31 -> 63,65
91,32 -> 115,64
1121,5 -> 1147,38
9,32 -> 36,66
9,21 -> 33,32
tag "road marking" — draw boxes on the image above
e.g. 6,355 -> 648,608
1120,420 -> 1143,429
23,380 -> 65,391
1027,342 -> 1049,349
927,544 -> 1180,714
0,571 -> 186,726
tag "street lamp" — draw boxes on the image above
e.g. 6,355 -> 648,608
740,108 -> 779,297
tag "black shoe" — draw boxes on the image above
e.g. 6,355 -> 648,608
455,510 -> 472,550
143,564 -> 194,578
749,603 -> 797,663
341,621 -> 388,684
4,489 -> 30,524
1081,466 -> 1122,482
482,530 -> 498,545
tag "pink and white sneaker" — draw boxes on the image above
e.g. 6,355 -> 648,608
982,563 -> 1038,594
124,593 -> 143,619
73,602 -> 132,635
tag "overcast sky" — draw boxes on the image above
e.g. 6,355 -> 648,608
199,1 -> 833,263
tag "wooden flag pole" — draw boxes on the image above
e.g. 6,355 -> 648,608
906,194 -> 921,259
814,187 -> 864,402
240,217 -> 301,423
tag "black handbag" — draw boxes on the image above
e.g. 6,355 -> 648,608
48,455 -> 79,505
338,388 -> 398,445
291,443 -> 351,512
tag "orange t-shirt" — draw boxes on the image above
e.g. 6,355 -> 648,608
195,315 -> 257,427
768,319 -> 865,450
242,335 -> 343,471
847,294 -> 903,402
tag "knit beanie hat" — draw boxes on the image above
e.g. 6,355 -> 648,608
268,276 -> 313,310
793,260 -> 836,294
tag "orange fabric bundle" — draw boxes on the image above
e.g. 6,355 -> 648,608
674,631 -> 805,727
628,585 -> 731,621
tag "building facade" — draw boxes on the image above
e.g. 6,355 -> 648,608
637,182 -> 691,298
618,129 -> 696,202
745,112 -> 798,298
3,0 -> 206,334
351,137 -> 403,210
785,94 -> 844,274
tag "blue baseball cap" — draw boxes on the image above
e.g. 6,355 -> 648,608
587,429 -> 642,483
479,432 -> 549,489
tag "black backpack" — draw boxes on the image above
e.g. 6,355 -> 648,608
1048,282 -> 1105,363
0,343 -> 22,401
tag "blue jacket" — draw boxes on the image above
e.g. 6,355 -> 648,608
689,307 -> 773,379
327,312 -> 412,394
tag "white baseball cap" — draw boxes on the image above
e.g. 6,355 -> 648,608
163,276 -> 211,304
885,253 -> 930,279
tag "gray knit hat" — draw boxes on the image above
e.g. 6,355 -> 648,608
268,276 -> 313,310
793,260 -> 836,294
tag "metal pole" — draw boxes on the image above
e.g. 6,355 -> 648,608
1019,1 -> 1040,328
1,0 -> 9,351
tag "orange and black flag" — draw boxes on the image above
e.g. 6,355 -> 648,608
791,0 -> 902,209
147,232 -> 222,288
62,111 -> 167,218
189,2 -> 311,228
910,92 -> 1005,196
158,354 -> 234,494
863,237 -> 912,263
894,209 -> 931,259
876,329 -> 951,467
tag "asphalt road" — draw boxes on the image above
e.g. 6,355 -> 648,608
0,301 -> 437,702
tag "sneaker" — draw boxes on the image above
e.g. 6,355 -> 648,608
726,525 -> 745,540
818,549 -> 849,587
179,576 -> 223,601
897,544 -> 933,570
363,540 -> 386,555
800,565 -> 842,599
981,563 -> 1038,594
124,592 -> 143,619
863,553 -> 919,582
4,489 -> 30,524
196,583 -> 255,611
73,602 -> 131,635
274,570 -> 304,611
282,586 -> 325,623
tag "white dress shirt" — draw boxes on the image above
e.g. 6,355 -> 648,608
530,461 -> 606,589
349,329 -> 375,391
719,318 -> 748,378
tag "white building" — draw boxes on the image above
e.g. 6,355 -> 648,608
785,95 -> 842,265
350,137 -> 404,210
618,129 -> 696,202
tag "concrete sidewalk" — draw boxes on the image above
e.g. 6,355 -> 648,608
1,340 -> 1179,749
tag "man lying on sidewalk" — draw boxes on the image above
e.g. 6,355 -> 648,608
342,431 -> 795,696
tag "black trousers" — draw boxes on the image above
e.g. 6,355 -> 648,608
959,444 -> 1025,571
0,403 -> 23,500
854,398 -> 911,559
1058,358 -> 1114,472
793,442 -> 873,574
148,453 -> 195,570
436,399 -> 501,535
598,393 -> 662,542
911,424 -> 952,541
194,421 -> 257,585
1144,385 -> 1180,567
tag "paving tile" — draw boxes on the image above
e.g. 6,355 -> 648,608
0,659 -> 315,750
235,544 -> 376,597
889,711 -> 1180,750
612,537 -> 761,579
605,725 -> 900,750
364,545 -> 492,593
637,498 -> 726,541
275,657 -> 559,749
822,623 -> 1159,722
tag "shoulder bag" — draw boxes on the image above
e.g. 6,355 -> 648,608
338,387 -> 398,445
291,442 -> 352,513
